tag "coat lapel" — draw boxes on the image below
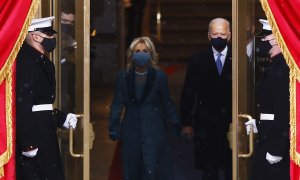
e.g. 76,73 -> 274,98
126,68 -> 136,103
140,67 -> 156,103
221,48 -> 232,77
126,66 -> 156,104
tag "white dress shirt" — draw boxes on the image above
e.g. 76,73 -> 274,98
212,46 -> 228,68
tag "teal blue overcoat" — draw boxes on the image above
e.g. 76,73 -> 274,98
109,66 -> 179,180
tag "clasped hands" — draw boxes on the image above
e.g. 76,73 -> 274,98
181,126 -> 194,138
181,119 -> 258,137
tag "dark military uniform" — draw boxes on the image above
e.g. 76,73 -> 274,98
250,53 -> 290,180
16,42 -> 67,180
180,47 -> 232,180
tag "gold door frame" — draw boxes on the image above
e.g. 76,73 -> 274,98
67,0 -> 91,179
232,0 -> 255,179
77,0 -> 91,179
40,0 -> 91,179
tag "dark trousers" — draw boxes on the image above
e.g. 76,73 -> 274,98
16,155 -> 65,180
250,143 -> 289,180
202,158 -> 232,180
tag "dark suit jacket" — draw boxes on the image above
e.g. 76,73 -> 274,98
180,46 -> 232,167
250,53 -> 290,180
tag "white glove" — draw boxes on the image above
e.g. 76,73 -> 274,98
63,113 -> 78,129
245,119 -> 258,135
266,152 -> 282,164
22,148 -> 38,157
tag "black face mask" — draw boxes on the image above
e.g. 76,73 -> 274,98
211,37 -> 228,51
258,39 -> 273,56
41,37 -> 56,52
61,23 -> 74,37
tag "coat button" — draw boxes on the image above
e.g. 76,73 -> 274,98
257,104 -> 260,107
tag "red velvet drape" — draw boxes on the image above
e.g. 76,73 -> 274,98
260,0 -> 300,179
0,0 -> 39,179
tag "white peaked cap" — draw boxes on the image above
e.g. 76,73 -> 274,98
28,16 -> 55,32
259,19 -> 272,31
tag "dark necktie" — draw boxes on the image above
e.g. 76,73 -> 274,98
216,53 -> 223,75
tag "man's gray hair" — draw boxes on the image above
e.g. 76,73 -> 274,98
208,18 -> 231,33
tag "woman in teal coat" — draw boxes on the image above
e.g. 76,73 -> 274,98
109,36 -> 180,180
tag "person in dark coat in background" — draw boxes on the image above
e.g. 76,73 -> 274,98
109,36 -> 180,180
16,17 -> 78,180
180,18 -> 232,180
245,19 -> 290,180
60,1 -> 77,112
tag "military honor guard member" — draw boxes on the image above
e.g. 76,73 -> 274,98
16,17 -> 78,180
245,19 -> 290,180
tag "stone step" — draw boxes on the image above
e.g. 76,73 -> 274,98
158,31 -> 209,44
156,44 -> 207,61
160,4 -> 231,16
149,0 -> 232,62
150,18 -> 231,33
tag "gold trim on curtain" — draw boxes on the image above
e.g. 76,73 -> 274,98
0,0 -> 40,84
0,72 -> 13,178
0,0 -> 40,177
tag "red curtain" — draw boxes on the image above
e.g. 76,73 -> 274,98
260,0 -> 300,179
0,0 -> 39,179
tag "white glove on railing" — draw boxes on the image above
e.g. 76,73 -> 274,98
63,113 -> 78,129
22,148 -> 38,157
266,152 -> 282,164
245,119 -> 258,135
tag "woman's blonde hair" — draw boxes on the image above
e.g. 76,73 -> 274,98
126,36 -> 159,69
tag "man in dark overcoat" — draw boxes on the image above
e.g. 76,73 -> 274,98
246,19 -> 290,180
16,16 -> 78,180
180,18 -> 232,180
